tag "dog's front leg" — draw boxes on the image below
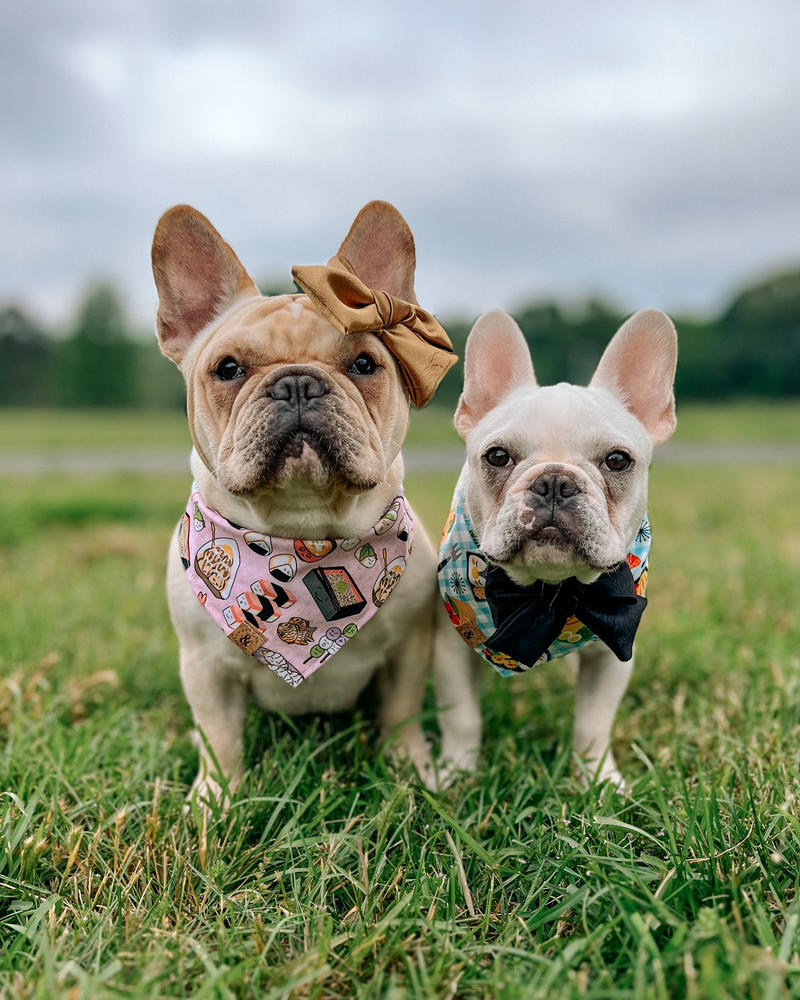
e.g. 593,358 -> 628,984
377,612 -> 435,786
180,649 -> 249,810
431,600 -> 482,785
572,643 -> 633,788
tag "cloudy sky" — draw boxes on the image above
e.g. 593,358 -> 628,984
2,0 -> 799,331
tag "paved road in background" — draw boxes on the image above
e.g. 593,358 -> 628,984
1,442 -> 800,475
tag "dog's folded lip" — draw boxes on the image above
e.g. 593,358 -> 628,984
281,430 -> 319,460
276,428 -> 333,463
225,428 -> 381,497
522,523 -> 572,549
529,524 -> 565,541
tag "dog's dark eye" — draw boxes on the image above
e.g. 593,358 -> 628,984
347,354 -> 378,376
604,451 -> 632,471
215,357 -> 246,381
484,447 -> 513,468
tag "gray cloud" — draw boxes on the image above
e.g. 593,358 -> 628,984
1,0 -> 798,330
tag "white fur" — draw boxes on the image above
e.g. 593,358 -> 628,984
445,309 -> 677,786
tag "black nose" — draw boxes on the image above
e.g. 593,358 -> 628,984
266,372 -> 328,405
530,473 -> 580,501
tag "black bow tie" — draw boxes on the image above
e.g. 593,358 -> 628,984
484,562 -> 647,667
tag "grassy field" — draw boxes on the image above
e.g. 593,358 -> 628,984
1,408 -> 800,998
0,399 -> 799,454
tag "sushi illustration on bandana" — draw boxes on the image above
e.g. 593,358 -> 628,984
181,486 -> 413,686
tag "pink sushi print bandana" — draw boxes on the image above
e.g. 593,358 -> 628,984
179,487 -> 414,687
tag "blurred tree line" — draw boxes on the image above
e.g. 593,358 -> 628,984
0,285 -> 185,410
2,267 -> 800,410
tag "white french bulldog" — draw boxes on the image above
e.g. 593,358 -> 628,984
151,201 -> 480,805
436,308 -> 677,786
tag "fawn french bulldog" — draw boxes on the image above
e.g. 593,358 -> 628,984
435,308 -> 677,786
151,201 -> 479,805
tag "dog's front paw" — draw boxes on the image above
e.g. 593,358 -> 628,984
383,726 -> 436,787
425,747 -> 480,792
576,752 -> 627,794
184,769 -> 239,818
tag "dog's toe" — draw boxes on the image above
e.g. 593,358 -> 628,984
184,773 -> 234,819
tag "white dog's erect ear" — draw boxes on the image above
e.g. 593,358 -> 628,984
454,310 -> 536,439
335,200 -> 417,303
589,309 -> 678,444
151,205 -> 259,364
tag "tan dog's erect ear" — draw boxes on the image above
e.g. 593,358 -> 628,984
454,310 -> 536,439
151,205 -> 259,364
334,200 -> 417,303
589,309 -> 678,444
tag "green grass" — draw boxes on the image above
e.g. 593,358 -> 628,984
672,400 -> 800,443
2,449 -> 800,998
0,409 -> 191,452
0,399 -> 798,455
0,407 -> 458,454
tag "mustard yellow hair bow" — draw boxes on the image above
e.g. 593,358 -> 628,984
291,254 -> 457,407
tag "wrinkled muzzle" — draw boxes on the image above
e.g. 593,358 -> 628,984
216,365 -> 384,495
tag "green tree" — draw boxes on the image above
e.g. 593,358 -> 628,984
0,306 -> 53,406
56,284 -> 140,407
717,269 -> 800,397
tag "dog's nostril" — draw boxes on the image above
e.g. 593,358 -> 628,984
558,477 -> 580,498
531,475 -> 551,498
267,379 -> 289,402
267,373 -> 328,403
530,473 -> 580,500
297,374 -> 327,400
